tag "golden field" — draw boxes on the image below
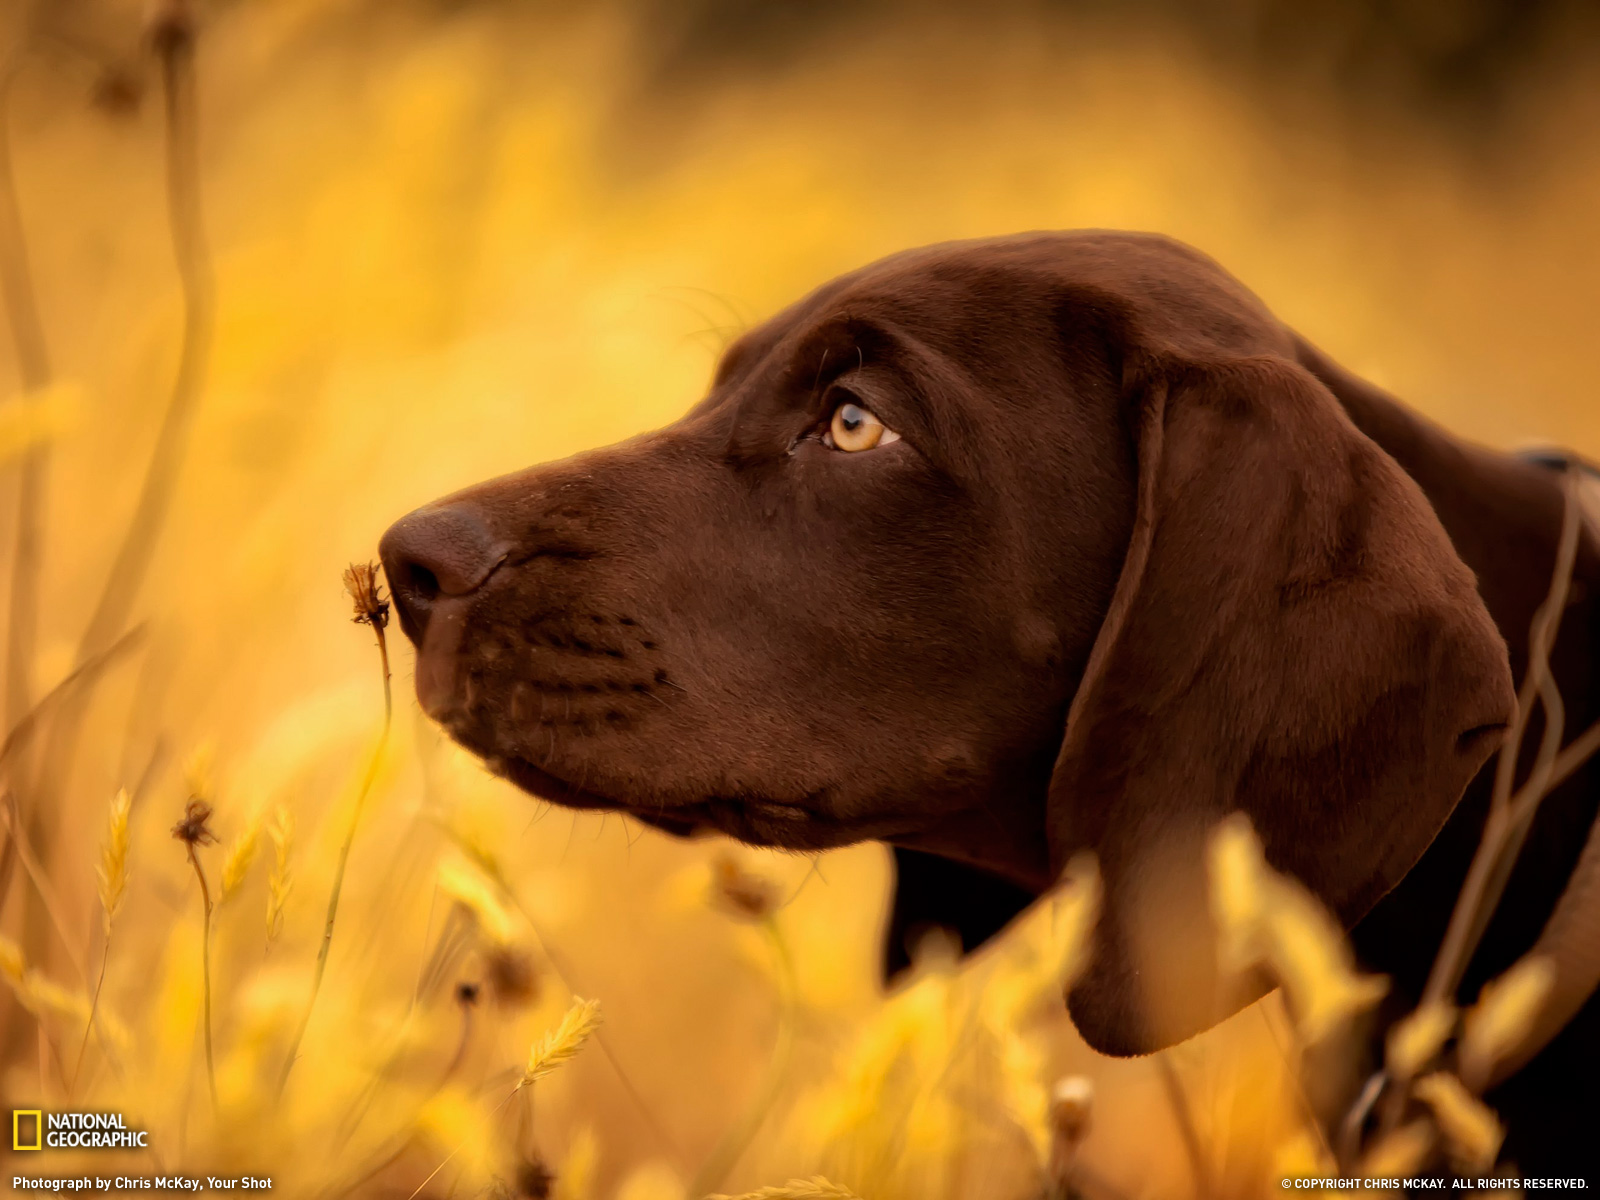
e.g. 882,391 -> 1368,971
1,1 -> 1598,1196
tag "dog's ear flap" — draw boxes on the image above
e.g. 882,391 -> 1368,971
1050,353 -> 1516,1056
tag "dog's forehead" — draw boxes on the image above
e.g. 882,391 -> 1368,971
716,231 -> 1288,388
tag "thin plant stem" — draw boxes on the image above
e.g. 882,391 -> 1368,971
400,1087 -> 520,1200
70,935 -> 113,1096
277,614 -> 392,1094
1157,1055 -> 1213,1200
1368,470 -> 1588,1140
0,55 -> 53,1053
437,822 -> 684,1164
30,0 -> 215,885
0,791 -> 89,987
72,8 -> 214,667
1421,471 -> 1581,1012
0,627 -> 147,776
685,915 -> 799,1198
184,840 -> 218,1114
0,63 -> 53,790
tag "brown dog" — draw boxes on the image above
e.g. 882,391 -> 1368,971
379,232 -> 1600,1171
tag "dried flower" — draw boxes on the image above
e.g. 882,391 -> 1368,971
485,945 -> 541,1008
146,0 -> 196,55
514,1159 -> 556,1199
343,560 -> 390,630
98,788 -> 133,935
1049,1074 -> 1094,1146
1048,1073 -> 1095,1183
711,853 -> 780,921
90,67 -> 144,117
171,798 -> 217,847
1460,955 -> 1556,1090
1414,1072 -> 1504,1172
521,996 -> 602,1086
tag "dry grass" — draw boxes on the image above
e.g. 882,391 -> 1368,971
2,1 -> 1599,1197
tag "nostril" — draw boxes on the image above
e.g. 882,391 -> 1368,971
378,503 -> 507,646
401,562 -> 441,605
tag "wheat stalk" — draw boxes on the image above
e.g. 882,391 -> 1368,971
72,788 -> 132,1093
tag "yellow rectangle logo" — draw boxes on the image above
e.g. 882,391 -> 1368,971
12,1109 -> 43,1151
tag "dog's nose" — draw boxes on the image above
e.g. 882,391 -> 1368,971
378,504 -> 506,644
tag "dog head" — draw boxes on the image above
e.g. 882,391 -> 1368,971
380,231 -> 1514,1052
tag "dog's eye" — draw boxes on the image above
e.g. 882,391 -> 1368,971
823,401 -> 901,453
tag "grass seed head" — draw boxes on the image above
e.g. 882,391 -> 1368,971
220,820 -> 261,902
98,787 -> 133,934
521,996 -> 603,1086
513,1158 -> 556,1199
1207,813 -> 1268,972
1359,1119 -> 1437,1179
265,806 -> 293,942
710,852 -> 780,921
708,1180 -> 862,1200
1051,853 -> 1101,987
1460,955 -> 1556,1088
1207,813 -> 1387,1042
1386,1000 -> 1456,1080
0,933 -> 25,986
1262,880 -> 1389,1043
439,857 -> 520,945
1414,1071 -> 1505,1173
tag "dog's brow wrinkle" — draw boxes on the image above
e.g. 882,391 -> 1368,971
812,346 -> 831,392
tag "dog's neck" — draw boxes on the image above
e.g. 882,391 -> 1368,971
891,796 -> 1055,894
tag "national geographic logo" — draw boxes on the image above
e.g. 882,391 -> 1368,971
11,1110 -> 149,1150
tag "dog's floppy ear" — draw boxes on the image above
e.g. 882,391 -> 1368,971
1050,351 -> 1516,1055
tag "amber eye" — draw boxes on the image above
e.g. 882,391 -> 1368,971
824,401 -> 901,452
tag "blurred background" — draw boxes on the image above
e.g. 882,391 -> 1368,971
1,0 -> 1597,1196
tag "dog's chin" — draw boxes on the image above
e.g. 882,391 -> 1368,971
464,751 -> 882,852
